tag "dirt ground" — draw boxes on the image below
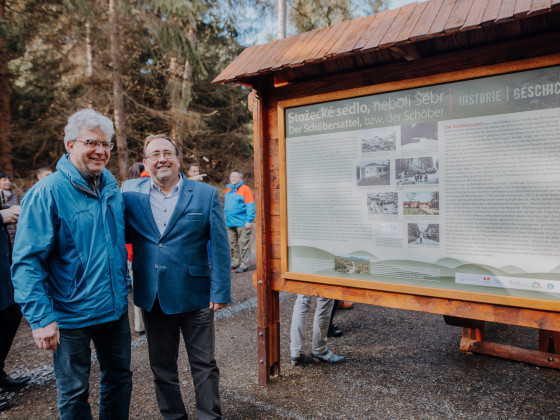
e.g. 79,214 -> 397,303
2,241 -> 560,419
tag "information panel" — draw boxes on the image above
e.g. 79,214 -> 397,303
285,66 -> 560,301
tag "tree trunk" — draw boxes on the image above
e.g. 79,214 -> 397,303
0,2 -> 13,176
278,0 -> 286,39
109,0 -> 129,179
172,18 -> 196,167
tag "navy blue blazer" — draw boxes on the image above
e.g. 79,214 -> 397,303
122,174 -> 231,314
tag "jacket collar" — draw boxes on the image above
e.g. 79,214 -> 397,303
56,154 -> 117,197
227,180 -> 244,192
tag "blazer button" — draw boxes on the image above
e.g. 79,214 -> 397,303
154,264 -> 158,269
159,243 -> 163,248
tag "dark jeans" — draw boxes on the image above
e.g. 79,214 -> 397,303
143,297 -> 221,420
53,312 -> 132,420
0,302 -> 22,374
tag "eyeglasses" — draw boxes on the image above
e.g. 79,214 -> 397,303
145,151 -> 175,161
73,139 -> 114,150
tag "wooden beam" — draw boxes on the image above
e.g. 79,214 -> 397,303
254,77 -> 280,385
461,339 -> 560,369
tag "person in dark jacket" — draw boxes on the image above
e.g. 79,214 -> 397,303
11,109 -> 132,420
0,173 -> 19,247
0,204 -> 29,411
122,134 -> 231,420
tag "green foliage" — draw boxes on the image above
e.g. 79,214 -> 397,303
4,0 -> 254,183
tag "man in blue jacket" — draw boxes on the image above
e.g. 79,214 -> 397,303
122,134 -> 231,420
224,170 -> 255,273
11,109 -> 132,420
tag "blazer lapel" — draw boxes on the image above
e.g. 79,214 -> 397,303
161,174 -> 193,239
138,181 -> 161,238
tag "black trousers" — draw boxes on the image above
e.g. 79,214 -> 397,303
0,302 -> 22,374
143,297 -> 221,420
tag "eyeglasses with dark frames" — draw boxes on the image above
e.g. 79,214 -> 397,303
145,151 -> 176,161
73,139 -> 114,150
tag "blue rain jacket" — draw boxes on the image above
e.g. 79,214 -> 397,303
11,155 -> 129,329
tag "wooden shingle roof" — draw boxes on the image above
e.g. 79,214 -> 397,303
214,0 -> 560,86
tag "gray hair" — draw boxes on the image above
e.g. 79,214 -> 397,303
231,170 -> 243,179
64,109 -> 114,151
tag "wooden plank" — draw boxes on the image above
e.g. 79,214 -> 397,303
444,0 -> 476,33
495,0 -> 516,22
428,0 -> 458,35
409,0 -> 446,40
313,20 -> 353,62
463,339 -> 560,369
253,78 -> 279,385
272,30 -> 316,70
213,46 -> 256,83
288,27 -> 326,66
481,0 -> 503,23
244,41 -> 284,77
394,2 -> 429,44
326,16 -> 368,58
361,6 -> 402,52
462,0 -> 490,30
333,14 -> 378,56
529,0 -> 552,15
226,44 -> 271,78
274,35 -> 560,108
514,0 -> 533,16
268,33 -> 306,71
352,10 -> 387,51
250,40 -> 284,75
379,3 -> 418,47
258,38 -> 298,73
273,276 -> 560,330
302,26 -> 336,63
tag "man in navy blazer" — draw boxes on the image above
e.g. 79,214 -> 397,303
122,134 -> 231,420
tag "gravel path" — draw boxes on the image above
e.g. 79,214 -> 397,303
2,247 -> 560,419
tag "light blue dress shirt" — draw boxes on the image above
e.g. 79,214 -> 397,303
149,176 -> 183,235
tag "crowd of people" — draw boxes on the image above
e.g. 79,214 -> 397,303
0,108 -> 351,419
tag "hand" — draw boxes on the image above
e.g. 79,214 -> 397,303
0,206 -> 20,224
32,321 -> 60,352
209,302 -> 227,311
244,222 -> 252,229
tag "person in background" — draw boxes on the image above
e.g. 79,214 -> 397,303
290,296 -> 345,366
0,173 -> 19,247
122,134 -> 231,420
11,109 -> 132,419
187,162 -> 206,181
0,200 -> 29,412
125,162 -> 146,336
35,167 -> 53,181
224,170 -> 255,273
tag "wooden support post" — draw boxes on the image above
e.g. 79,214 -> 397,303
444,316 -> 560,369
253,81 -> 281,385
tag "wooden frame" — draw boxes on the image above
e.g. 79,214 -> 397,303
278,53 -> 560,311
252,53 -> 560,385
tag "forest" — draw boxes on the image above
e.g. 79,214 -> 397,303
0,0 -> 388,191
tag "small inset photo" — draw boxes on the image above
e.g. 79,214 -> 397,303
396,157 -> 439,185
367,192 -> 398,215
401,121 -> 438,150
334,254 -> 371,274
403,191 -> 439,215
356,160 -> 390,186
408,223 -> 439,246
361,126 -> 397,153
